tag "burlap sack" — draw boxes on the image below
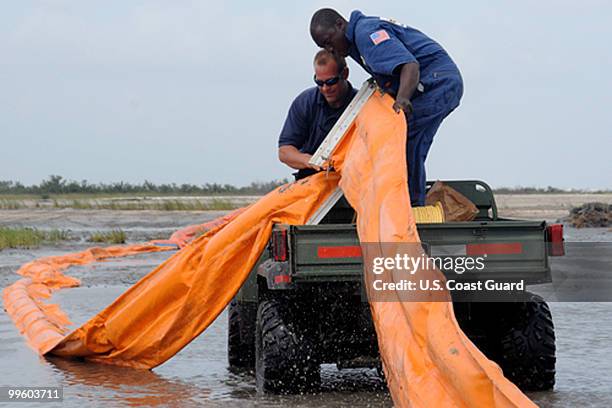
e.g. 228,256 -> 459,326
425,181 -> 479,221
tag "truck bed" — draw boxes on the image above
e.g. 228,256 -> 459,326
284,220 -> 551,285
239,181 -> 562,304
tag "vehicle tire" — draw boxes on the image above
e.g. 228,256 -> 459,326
255,298 -> 320,394
497,292 -> 556,391
228,299 -> 255,370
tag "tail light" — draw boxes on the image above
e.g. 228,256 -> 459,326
546,224 -> 565,256
271,229 -> 288,262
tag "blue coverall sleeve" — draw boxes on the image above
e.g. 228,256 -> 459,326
355,27 -> 418,76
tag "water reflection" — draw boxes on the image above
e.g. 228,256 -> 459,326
47,357 -> 209,406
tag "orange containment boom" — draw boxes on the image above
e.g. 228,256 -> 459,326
2,213 -> 245,354
3,91 -> 535,407
335,93 -> 536,407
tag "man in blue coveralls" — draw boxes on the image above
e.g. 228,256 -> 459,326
310,9 -> 463,206
278,50 -> 357,180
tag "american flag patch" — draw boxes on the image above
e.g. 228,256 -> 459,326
370,29 -> 390,45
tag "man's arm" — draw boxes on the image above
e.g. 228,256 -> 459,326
278,145 -> 322,171
393,62 -> 420,114
352,27 -> 418,114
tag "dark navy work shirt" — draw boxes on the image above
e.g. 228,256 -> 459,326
345,10 -> 459,95
278,84 -> 357,178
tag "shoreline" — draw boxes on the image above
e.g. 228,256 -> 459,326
1,193 -> 611,223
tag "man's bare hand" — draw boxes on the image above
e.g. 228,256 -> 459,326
393,62 -> 419,115
278,146 -> 327,171
301,153 -> 323,171
392,96 -> 414,115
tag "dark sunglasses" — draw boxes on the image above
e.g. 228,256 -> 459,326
313,74 -> 341,87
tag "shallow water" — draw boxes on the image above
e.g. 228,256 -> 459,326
1,211 -> 611,406
1,253 -> 390,407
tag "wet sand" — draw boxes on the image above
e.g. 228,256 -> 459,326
1,196 -> 612,406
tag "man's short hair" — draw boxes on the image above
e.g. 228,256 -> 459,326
310,8 -> 343,31
313,49 -> 347,73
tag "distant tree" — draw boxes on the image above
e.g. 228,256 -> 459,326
40,175 -> 66,194
0,181 -> 13,194
143,180 -> 156,192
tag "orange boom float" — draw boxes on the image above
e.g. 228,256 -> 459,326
3,91 -> 535,407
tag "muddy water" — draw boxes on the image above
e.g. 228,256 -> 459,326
1,210 -> 611,407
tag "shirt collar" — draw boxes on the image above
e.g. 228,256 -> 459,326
316,88 -> 326,106
345,10 -> 364,46
346,10 -> 365,62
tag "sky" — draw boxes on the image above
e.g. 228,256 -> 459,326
1,1 -> 610,189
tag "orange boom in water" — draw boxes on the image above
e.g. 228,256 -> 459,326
3,91 -> 535,407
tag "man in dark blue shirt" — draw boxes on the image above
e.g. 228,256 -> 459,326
310,9 -> 463,206
278,50 -> 357,180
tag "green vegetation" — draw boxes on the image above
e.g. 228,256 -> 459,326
1,177 -> 609,212
88,229 -> 127,244
0,199 -> 26,210
0,175 -> 283,210
0,175 -> 289,196
2,176 -> 610,197
55,198 -> 239,211
0,197 -> 242,211
0,227 -> 69,250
